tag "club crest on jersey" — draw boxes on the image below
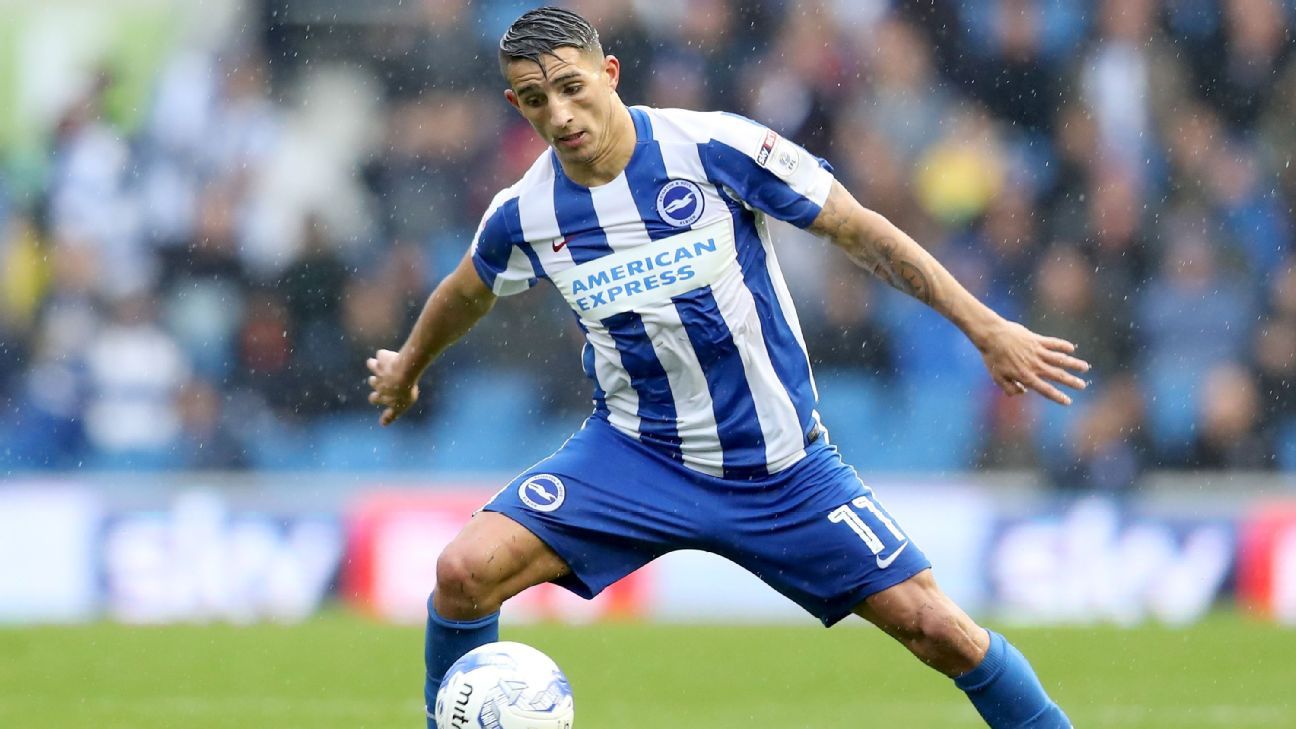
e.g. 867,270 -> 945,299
518,474 -> 565,512
656,179 -> 704,227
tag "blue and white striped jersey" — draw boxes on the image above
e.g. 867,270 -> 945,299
471,106 -> 835,478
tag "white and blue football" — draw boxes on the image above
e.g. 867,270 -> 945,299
434,641 -> 574,729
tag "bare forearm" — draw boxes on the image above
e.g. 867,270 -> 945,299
811,183 -> 1000,347
396,261 -> 496,383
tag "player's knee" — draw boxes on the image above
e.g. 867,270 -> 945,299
435,547 -> 504,618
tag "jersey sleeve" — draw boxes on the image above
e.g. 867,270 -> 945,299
469,193 -> 538,296
698,114 -> 836,229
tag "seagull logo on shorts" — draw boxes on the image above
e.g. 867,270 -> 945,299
656,179 -> 704,227
519,474 -> 566,512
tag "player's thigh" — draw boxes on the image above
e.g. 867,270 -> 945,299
481,419 -> 699,601
710,445 -> 930,627
435,511 -> 571,613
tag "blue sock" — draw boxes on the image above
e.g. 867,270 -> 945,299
954,630 -> 1071,728
423,594 -> 499,729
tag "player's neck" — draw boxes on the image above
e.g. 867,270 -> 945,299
558,104 -> 636,188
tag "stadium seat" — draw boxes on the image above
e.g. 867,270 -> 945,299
1280,418 -> 1296,472
83,447 -> 183,472
312,414 -> 404,471
243,420 -> 317,471
425,370 -> 555,473
1142,360 -> 1202,461
813,370 -> 980,473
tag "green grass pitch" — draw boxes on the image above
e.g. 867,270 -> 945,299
1,611 -> 1292,728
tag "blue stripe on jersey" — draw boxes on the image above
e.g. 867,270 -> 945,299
699,140 -> 824,229
472,197 -> 525,289
728,206 -> 818,441
575,318 -> 609,419
621,110 -> 683,244
519,239 -> 547,280
604,311 -> 685,462
672,286 -> 768,478
552,149 -> 682,459
552,156 -> 616,264
629,106 -> 653,142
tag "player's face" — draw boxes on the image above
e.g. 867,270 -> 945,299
504,47 -> 622,167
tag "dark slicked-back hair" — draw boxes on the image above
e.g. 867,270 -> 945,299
499,7 -> 602,78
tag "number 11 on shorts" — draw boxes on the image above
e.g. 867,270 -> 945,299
827,493 -> 907,555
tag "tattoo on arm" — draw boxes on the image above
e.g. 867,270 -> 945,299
810,183 -> 936,307
848,233 -> 934,306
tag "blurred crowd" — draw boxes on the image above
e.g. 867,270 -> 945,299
0,0 -> 1293,485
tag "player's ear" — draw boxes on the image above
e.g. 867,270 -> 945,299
603,54 -> 620,90
504,88 -> 521,112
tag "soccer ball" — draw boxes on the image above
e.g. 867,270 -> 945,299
434,641 -> 574,729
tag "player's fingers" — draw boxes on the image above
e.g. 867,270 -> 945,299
368,390 -> 382,405
367,375 -> 378,389
1025,373 -> 1071,406
1040,337 -> 1076,353
380,407 -> 396,426
366,357 -> 380,374
1039,363 -> 1087,391
1043,350 -> 1090,373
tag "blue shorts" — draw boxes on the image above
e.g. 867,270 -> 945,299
483,418 -> 930,627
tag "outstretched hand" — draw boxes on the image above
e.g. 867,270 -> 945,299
366,349 -> 420,426
976,320 -> 1090,405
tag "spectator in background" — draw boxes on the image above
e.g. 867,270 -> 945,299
366,92 -> 494,249
175,375 -> 248,470
1254,314 -> 1296,449
961,185 -> 1042,324
1047,374 -> 1148,492
1137,224 -> 1254,378
972,0 -> 1058,136
159,184 -> 251,380
373,0 -> 492,100
48,72 -> 150,300
849,14 -> 951,164
1204,140 -> 1291,279
1202,0 -> 1293,132
1078,0 -> 1185,188
2,1 -> 1295,478
234,289 -> 296,419
1029,242 -> 1128,376
83,294 -> 191,466
1082,165 -> 1154,340
803,266 -> 895,376
1256,259 -> 1296,449
914,106 -> 1006,227
1189,362 -> 1271,470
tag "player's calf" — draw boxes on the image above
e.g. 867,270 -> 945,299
855,569 -> 988,676
857,571 -> 1072,728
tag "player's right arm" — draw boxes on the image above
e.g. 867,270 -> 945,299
370,185 -> 538,426
367,252 -> 497,426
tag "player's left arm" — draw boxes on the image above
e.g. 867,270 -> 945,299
808,181 -> 1090,405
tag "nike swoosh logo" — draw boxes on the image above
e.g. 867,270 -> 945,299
552,237 -> 570,252
876,541 -> 909,569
